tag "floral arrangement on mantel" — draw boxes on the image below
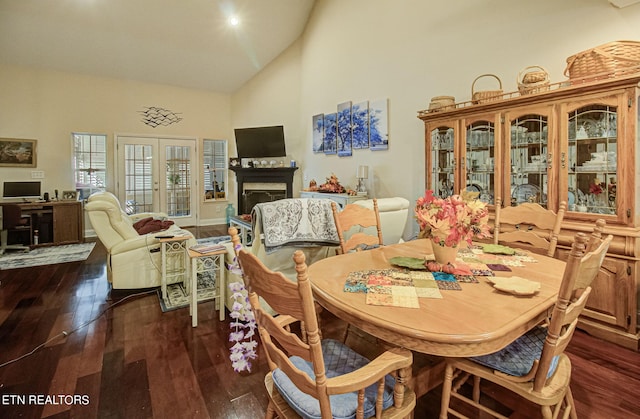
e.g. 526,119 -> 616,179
415,190 -> 491,248
227,245 -> 258,373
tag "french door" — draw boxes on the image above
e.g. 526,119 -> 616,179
116,135 -> 197,226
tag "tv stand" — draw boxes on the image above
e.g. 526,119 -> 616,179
1,201 -> 84,247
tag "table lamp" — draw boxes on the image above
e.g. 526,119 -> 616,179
356,165 -> 368,196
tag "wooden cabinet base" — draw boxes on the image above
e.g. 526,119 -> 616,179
578,317 -> 639,351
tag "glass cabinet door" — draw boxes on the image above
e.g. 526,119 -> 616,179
465,121 -> 495,204
429,126 -> 455,198
509,114 -> 549,207
567,104 -> 617,215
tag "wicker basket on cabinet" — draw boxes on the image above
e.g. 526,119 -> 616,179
428,96 -> 456,112
564,40 -> 640,81
471,74 -> 503,104
518,65 -> 550,95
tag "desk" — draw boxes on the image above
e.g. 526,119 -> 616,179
308,239 -> 565,358
0,200 -> 83,246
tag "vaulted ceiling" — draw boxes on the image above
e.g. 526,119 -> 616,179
0,0 -> 315,93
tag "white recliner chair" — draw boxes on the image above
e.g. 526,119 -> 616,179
85,191 -> 196,289
354,197 -> 410,244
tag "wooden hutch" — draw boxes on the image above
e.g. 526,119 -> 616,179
418,73 -> 640,350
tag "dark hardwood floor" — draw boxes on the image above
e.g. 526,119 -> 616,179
0,224 -> 639,418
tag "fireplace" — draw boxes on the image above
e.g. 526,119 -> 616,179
230,167 -> 298,214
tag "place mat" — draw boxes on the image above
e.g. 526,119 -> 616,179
344,269 -> 443,305
432,272 -> 462,290
366,284 -> 420,308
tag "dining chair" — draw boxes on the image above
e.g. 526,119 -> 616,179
439,220 -> 612,419
493,198 -> 567,257
331,199 -> 384,254
230,228 -> 416,419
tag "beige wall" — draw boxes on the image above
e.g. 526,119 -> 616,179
0,64 -> 232,226
231,0 -> 640,238
2,0 -> 640,236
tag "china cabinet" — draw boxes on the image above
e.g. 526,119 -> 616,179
418,74 -> 640,350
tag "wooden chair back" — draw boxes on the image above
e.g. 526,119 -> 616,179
531,224 -> 611,391
331,199 -> 384,254
493,198 -> 567,257
228,226 -> 416,419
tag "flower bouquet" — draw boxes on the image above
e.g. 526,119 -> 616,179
415,190 -> 491,256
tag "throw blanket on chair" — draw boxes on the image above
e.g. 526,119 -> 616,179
252,199 -> 340,254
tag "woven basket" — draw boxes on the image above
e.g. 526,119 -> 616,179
518,65 -> 550,95
471,74 -> 503,104
564,40 -> 640,80
428,96 -> 455,112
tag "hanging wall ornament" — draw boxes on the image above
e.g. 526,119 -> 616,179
139,106 -> 183,128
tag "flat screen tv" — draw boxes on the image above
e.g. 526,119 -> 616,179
234,125 -> 286,158
2,181 -> 41,201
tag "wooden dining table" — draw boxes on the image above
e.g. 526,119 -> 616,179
308,239 -> 567,396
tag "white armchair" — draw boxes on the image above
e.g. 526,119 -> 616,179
354,197 -> 410,244
85,191 -> 195,289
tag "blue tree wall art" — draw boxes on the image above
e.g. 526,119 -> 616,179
369,98 -> 389,151
337,101 -> 352,157
312,113 -> 324,153
323,113 -> 337,155
351,101 -> 369,149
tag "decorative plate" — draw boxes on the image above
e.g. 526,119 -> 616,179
568,189 -> 576,206
388,256 -> 427,270
481,244 -> 517,255
487,276 -> 540,296
466,183 -> 482,193
512,183 -> 540,204
479,191 -> 493,204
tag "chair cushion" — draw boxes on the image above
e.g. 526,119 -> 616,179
470,325 -> 559,378
272,338 -> 396,419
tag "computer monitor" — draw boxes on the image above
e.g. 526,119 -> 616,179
2,181 -> 41,201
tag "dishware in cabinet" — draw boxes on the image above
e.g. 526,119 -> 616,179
461,113 -> 501,206
559,93 -> 628,224
426,122 -> 458,198
504,104 -> 555,209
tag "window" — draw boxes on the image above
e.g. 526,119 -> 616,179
73,133 -> 107,201
203,139 -> 228,201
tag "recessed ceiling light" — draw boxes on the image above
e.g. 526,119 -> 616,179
228,16 -> 240,26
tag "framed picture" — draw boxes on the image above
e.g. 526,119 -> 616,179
62,190 -> 78,201
0,138 -> 37,167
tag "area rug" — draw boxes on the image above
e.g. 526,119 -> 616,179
0,242 -> 96,270
157,235 -> 231,312
157,271 -> 220,312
